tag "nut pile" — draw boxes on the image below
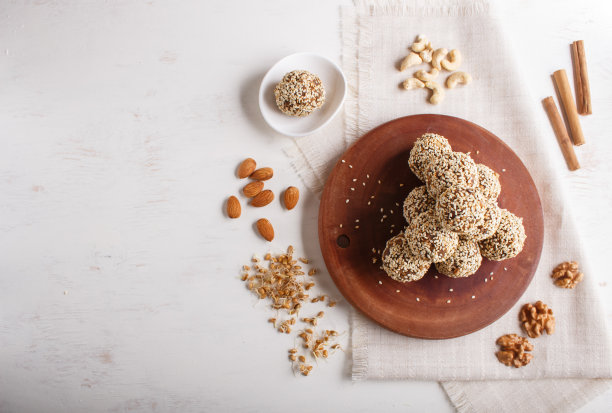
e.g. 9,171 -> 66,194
399,34 -> 472,105
381,133 -> 526,282
226,157 -> 300,241
551,260 -> 584,289
241,246 -> 341,376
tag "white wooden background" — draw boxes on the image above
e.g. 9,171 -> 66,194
1,1 -> 610,412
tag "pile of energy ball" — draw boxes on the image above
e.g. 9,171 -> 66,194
381,133 -> 526,282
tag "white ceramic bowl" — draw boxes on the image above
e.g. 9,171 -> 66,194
259,52 -> 347,137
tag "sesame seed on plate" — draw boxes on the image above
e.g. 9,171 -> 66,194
350,187 -> 355,191
484,278 -> 488,282
353,178 -> 357,182
366,174 -> 370,179
490,272 -> 494,275
341,159 -> 346,163
355,219 -> 359,222
449,288 -> 453,292
416,297 -> 420,302
378,281 -> 382,285
472,295 -> 476,299
446,299 -> 451,304
367,201 -> 371,205
378,180 -> 381,184
339,224 -> 343,228
346,199 -> 349,203
396,290 -> 400,293
349,165 -> 353,168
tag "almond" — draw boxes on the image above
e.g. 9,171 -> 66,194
256,218 -> 274,241
250,189 -> 274,207
250,167 -> 273,181
237,158 -> 256,179
283,186 -> 299,210
243,181 -> 264,198
226,196 -> 241,218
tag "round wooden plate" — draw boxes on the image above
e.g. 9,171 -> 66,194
318,114 -> 544,339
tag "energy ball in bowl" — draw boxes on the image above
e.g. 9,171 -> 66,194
477,164 -> 501,201
403,185 -> 436,224
405,209 -> 459,263
408,133 -> 452,182
274,70 -> 326,117
382,232 -> 432,282
479,209 -> 526,261
425,151 -> 479,198
436,238 -> 482,278
436,186 -> 486,235
468,201 -> 502,241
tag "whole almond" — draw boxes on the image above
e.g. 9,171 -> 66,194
243,181 -> 264,198
237,158 -> 256,179
256,218 -> 274,241
250,167 -> 273,181
283,186 -> 299,210
226,196 -> 241,218
250,189 -> 274,207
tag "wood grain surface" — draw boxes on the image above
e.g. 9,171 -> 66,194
319,115 -> 544,338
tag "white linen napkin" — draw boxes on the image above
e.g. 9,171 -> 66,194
284,1 -> 611,411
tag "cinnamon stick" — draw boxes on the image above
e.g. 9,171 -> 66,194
552,69 -> 585,146
571,40 -> 592,115
542,97 -> 580,171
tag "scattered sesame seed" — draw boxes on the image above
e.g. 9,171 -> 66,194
504,267 -> 507,271
346,199 -> 349,203
350,187 -> 355,191
377,180 -> 381,184
341,159 -> 346,163
339,224 -> 343,228
366,174 -> 370,179
377,249 -> 380,254
370,195 -> 375,199
472,295 -> 476,299
382,215 -> 387,219
484,278 -> 488,283
352,178 -> 357,182
372,248 -> 376,253
476,150 -> 480,154
390,210 -> 394,214
355,225 -> 360,229
389,229 -> 393,233
416,297 -> 420,302
64,290 -> 68,295
367,201 -> 371,205
490,276 -> 494,280
449,288 -> 453,292
390,224 -> 395,228
362,182 -> 366,186
434,275 -> 439,279
490,272 -> 494,275
380,208 -> 384,213
395,202 -> 400,207
378,281 -> 383,285
396,290 -> 400,293
446,299 -> 451,304
399,183 -> 404,187
349,165 -> 353,169
380,218 -> 384,222
502,169 -> 506,172
355,219 -> 360,223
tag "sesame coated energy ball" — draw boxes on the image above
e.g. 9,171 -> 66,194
436,186 -> 486,235
402,185 -> 436,224
408,133 -> 452,182
477,164 -> 501,201
405,209 -> 459,263
274,70 -> 326,117
435,238 -> 483,278
468,201 -> 502,241
424,151 -> 479,198
479,209 -> 526,261
381,232 -> 432,282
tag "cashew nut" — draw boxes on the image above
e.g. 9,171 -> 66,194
402,78 -> 425,90
400,52 -> 422,71
431,48 -> 448,70
446,71 -> 472,88
425,81 -> 444,105
441,49 -> 462,71
415,68 -> 439,82
411,34 -> 428,53
419,48 -> 433,63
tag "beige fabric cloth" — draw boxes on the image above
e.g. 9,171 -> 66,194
284,0 -> 612,411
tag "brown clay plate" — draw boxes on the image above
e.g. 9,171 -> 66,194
318,114 -> 544,339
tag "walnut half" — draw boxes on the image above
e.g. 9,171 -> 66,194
551,261 -> 584,289
519,301 -> 555,338
496,334 -> 534,368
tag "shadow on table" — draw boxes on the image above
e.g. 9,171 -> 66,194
239,71 -> 275,138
